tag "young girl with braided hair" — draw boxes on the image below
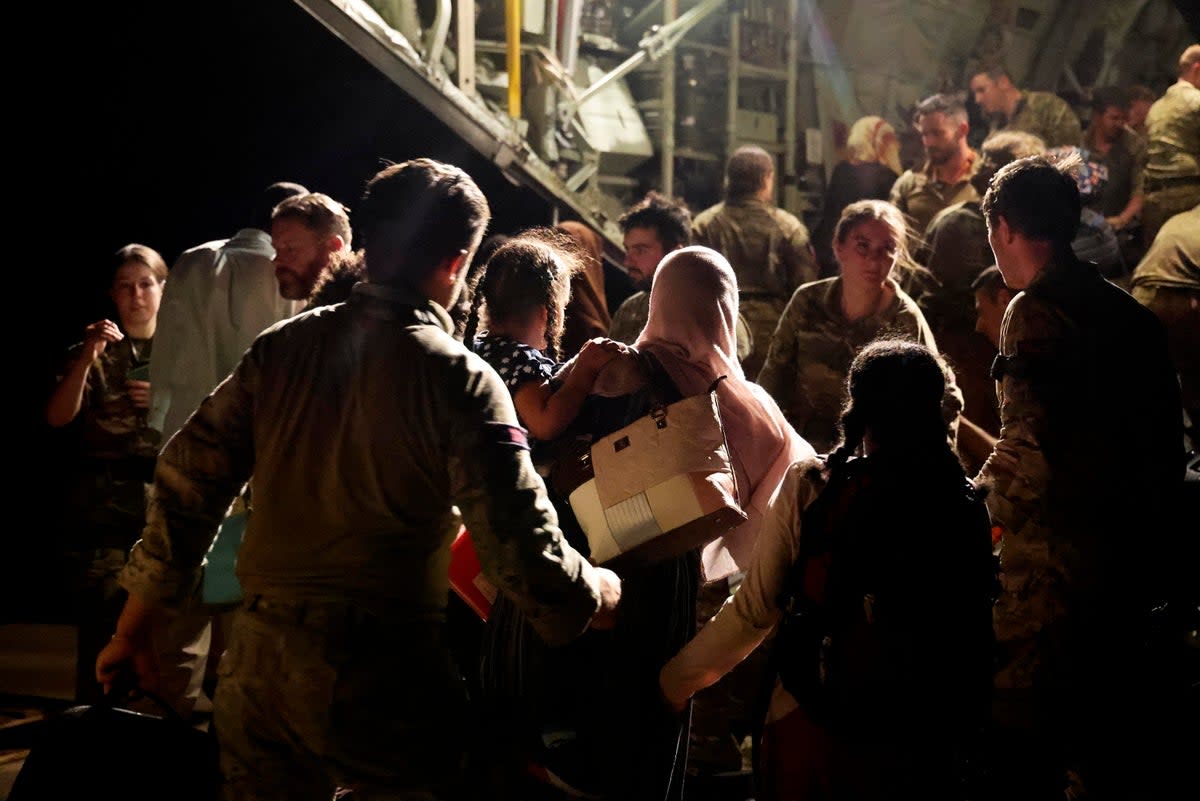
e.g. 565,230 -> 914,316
466,230 -> 624,798
464,229 -> 623,441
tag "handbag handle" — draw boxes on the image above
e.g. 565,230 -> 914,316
99,674 -> 188,723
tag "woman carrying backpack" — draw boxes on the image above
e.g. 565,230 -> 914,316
659,339 -> 998,801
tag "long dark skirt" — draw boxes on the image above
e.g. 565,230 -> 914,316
479,550 -> 698,801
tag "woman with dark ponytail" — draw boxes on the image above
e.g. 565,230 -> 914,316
661,339 -> 997,801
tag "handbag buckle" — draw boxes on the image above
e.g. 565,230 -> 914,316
650,405 -> 668,429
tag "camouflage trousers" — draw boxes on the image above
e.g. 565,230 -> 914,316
739,294 -> 788,381
214,597 -> 468,801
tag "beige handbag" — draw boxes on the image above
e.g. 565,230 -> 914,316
563,357 -> 747,569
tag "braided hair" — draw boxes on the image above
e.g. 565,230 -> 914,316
462,228 -> 585,361
820,339 -> 965,484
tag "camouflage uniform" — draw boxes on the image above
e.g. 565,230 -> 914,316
888,152 -> 981,236
919,201 -> 1002,435
121,283 -> 603,800
1141,79 -> 1200,248
993,90 -> 1083,148
1130,205 -> 1200,426
56,336 -> 160,702
610,288 -> 755,363
977,255 -> 1182,797
608,289 -> 649,345
756,277 -> 962,454
693,199 -> 818,378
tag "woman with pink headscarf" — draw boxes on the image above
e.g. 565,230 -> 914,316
563,246 -> 810,799
591,245 -> 815,580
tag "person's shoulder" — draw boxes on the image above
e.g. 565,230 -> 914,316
782,455 -> 828,505
615,290 -> 648,312
172,238 -> 229,269
692,203 -> 725,225
770,205 -> 807,231
1023,89 -> 1069,112
891,168 -> 920,190
927,200 -> 981,232
796,276 -> 838,298
1002,286 -> 1067,345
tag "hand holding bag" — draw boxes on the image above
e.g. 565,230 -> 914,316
9,684 -> 219,801
564,353 -> 747,569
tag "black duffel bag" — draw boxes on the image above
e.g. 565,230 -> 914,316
9,686 -> 219,801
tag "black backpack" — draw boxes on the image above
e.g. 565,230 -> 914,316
771,454 -> 999,733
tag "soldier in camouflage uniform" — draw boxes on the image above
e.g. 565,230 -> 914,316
46,244 -> 167,703
889,93 -> 981,236
608,192 -> 690,344
758,200 -> 962,454
693,145 -> 817,378
1141,45 -> 1200,249
96,160 -> 621,801
919,131 -> 1045,465
970,64 -> 1082,148
977,155 -> 1183,799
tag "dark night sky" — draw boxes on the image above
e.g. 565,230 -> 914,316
33,0 -> 552,376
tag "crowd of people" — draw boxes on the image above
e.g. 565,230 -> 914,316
42,43 -> 1198,801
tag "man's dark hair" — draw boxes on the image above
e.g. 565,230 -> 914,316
356,158 -> 490,286
254,182 -> 308,230
1090,86 -> 1129,114
725,146 -> 775,202
980,131 -> 1046,168
272,192 -> 353,247
981,154 -> 1081,246
970,264 -> 1008,299
1126,84 -> 1156,104
972,62 -> 1012,82
914,92 -> 968,125
618,192 -> 691,250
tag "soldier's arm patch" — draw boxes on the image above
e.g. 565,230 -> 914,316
482,421 -> 530,451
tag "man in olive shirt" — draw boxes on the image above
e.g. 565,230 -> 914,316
1142,44 -> 1200,249
969,63 -> 1082,148
97,159 -> 621,800
692,145 -> 816,377
889,93 -> 980,236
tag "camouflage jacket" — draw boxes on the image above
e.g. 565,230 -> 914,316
57,335 -> 161,549
889,152 -> 980,236
757,277 -> 962,453
61,336 -> 161,463
977,255 -> 1183,689
608,290 -> 649,345
692,198 -> 817,300
995,90 -> 1082,148
121,283 -> 602,644
919,200 -> 992,327
1144,79 -> 1200,184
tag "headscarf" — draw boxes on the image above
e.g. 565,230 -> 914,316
609,246 -> 814,580
556,221 -> 611,359
846,115 -> 902,176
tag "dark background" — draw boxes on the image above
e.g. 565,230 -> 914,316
15,0 -> 556,615
34,0 -> 554,372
